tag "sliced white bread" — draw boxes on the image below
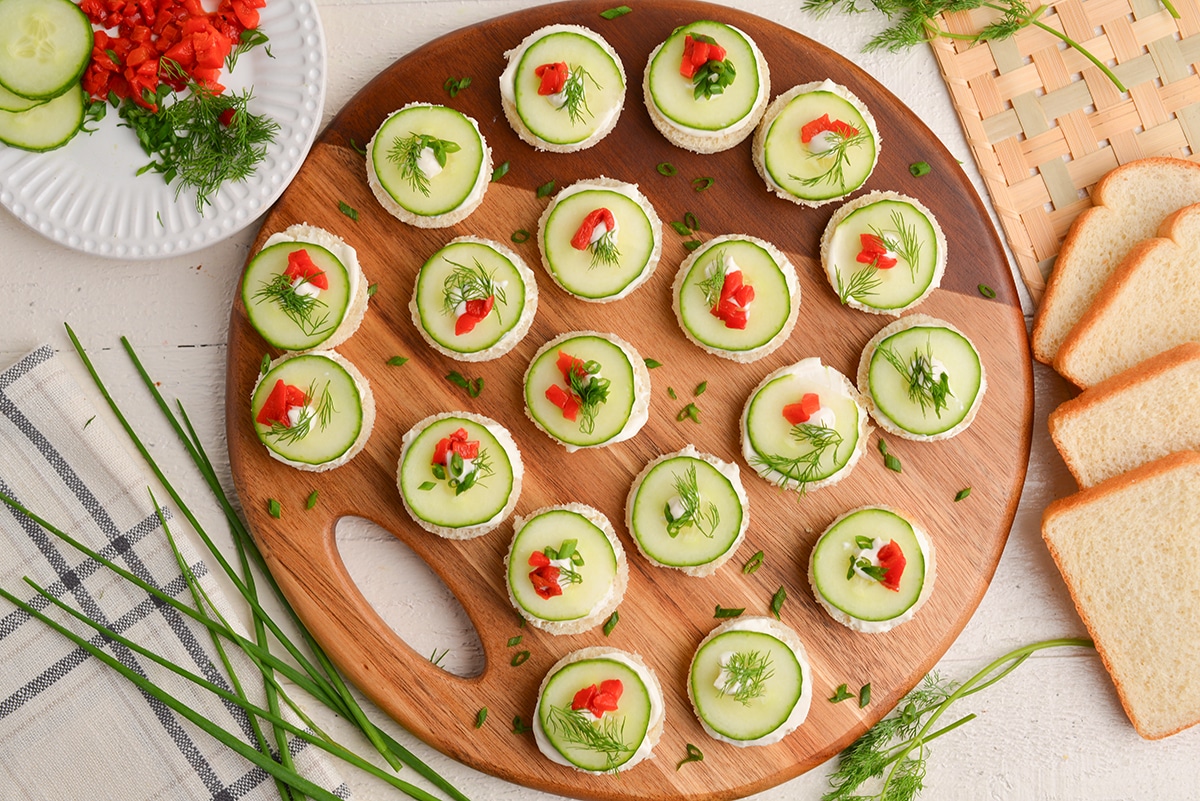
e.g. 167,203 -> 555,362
1049,342 -> 1200,488
1054,203 -> 1200,389
1032,157 -> 1200,364
1041,451 -> 1200,740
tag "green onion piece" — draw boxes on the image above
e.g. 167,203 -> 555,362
858,682 -> 872,708
676,743 -> 704,770
683,239 -> 702,251
694,381 -> 707,396
536,180 -> 555,198
770,585 -> 786,619
367,282 -> 379,298
599,5 -> 631,18
305,491 -> 318,509
468,377 -> 484,398
349,138 -> 367,156
259,353 -> 270,374
877,438 -> 888,455
511,229 -> 530,243
491,160 -> 509,182
669,220 -> 691,235
337,200 -> 359,221
955,487 -> 972,502
677,402 -> 700,423
507,635 -> 523,647
656,162 -> 677,176
418,482 -> 436,491
692,176 -> 715,192
909,161 -> 931,177
446,371 -> 470,389
511,650 -> 530,666
267,498 -> 281,519
387,356 -> 408,367
644,358 -> 662,369
683,211 -> 699,232
443,76 -> 472,97
978,283 -> 997,299
829,683 -> 854,703
511,715 -> 532,734
885,453 -> 902,473
743,550 -> 764,575
667,387 -> 677,400
714,605 -> 744,619
474,707 -> 488,728
84,415 -> 96,429
603,611 -> 619,636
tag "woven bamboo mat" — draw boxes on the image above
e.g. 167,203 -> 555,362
930,0 -> 1200,303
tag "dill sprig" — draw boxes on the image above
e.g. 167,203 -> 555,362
718,650 -> 774,705
262,380 -> 335,446
836,264 -> 882,305
870,210 -> 924,282
751,423 -> 843,494
823,638 -> 1094,801
568,359 -> 611,435
878,340 -> 952,418
589,228 -> 621,269
545,704 -> 633,773
386,133 -> 460,197
556,64 -> 600,125
791,130 -> 872,192
664,464 -> 720,538
251,273 -> 333,337
441,258 -> 507,325
696,249 -> 728,306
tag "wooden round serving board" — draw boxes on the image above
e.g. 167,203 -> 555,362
226,2 -> 1032,798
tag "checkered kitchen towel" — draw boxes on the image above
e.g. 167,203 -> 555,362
0,345 -> 350,800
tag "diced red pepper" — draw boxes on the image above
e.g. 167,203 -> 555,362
857,233 -> 897,269
571,679 -> 623,718
710,270 -> 754,330
800,114 -> 860,144
556,350 -> 587,384
256,380 -> 306,427
876,539 -> 907,592
283,249 -> 329,290
534,62 -> 569,96
570,208 -> 616,251
680,35 -> 726,78
432,428 -> 479,465
528,551 -> 550,568
545,384 -> 580,422
782,393 -> 822,425
454,296 -> 494,336
529,564 -> 563,599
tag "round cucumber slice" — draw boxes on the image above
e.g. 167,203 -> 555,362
524,333 -> 642,449
512,30 -> 625,146
646,21 -> 761,132
251,354 -> 365,467
629,454 -> 744,570
676,236 -> 795,354
0,0 -> 91,100
537,655 -> 653,772
762,86 -> 877,202
689,626 -> 804,743
743,359 -> 863,492
865,321 -> 983,437
0,83 -> 83,151
370,105 -> 485,217
508,508 -> 619,623
242,242 -> 352,351
398,416 -> 516,531
540,186 -> 658,300
810,507 -> 928,626
824,194 -> 944,312
0,82 -> 46,112
413,239 -> 529,355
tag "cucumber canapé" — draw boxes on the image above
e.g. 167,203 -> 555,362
508,507 -> 620,625
398,416 -> 516,532
540,185 -> 658,300
810,507 -> 930,629
242,242 -> 352,352
370,104 -> 486,218
646,21 -> 762,132
0,0 -> 91,101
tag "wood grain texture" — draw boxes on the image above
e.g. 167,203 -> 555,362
225,2 -> 1033,798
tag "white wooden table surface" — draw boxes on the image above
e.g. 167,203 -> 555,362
3,1 -> 1196,799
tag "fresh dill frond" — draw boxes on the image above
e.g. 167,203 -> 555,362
869,210 -> 924,281
878,340 -> 952,418
545,705 -> 632,773
557,64 -> 600,125
664,464 -> 720,538
568,359 -> 611,435
263,380 -> 335,446
751,423 -> 843,494
791,130 -> 872,192
718,650 -> 774,705
696,249 -> 728,307
441,257 -> 507,325
386,132 -> 460,197
251,274 -> 333,337
836,263 -> 882,305
589,229 -> 621,269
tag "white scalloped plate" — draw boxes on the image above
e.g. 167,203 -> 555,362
0,0 -> 325,260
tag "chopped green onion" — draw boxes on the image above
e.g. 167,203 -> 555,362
829,683 -> 854,703
743,550 -> 764,575
387,356 -> 408,367
656,161 -> 677,176
667,386 -> 677,400
367,282 -> 379,297
267,498 -> 281,519
536,180 -> 555,198
677,402 -> 700,423
670,220 -> 691,235
683,239 -> 702,251
511,229 -> 530,243
259,353 -> 270,374
909,161 -> 931,177
599,5 -> 631,18
474,707 -> 487,728
443,76 -> 472,97
885,453 -> 902,473
683,211 -> 699,231
714,605 -> 744,618
511,715 -> 532,734
955,487 -> 972,502
644,358 -> 662,369
877,438 -> 888,455
978,283 -> 997,299
349,138 -> 367,156
770,585 -> 786,619
337,200 -> 359,221
305,490 -> 318,509
858,683 -> 872,708
418,482 -> 436,491
692,176 -> 715,192
507,635 -> 523,647
491,160 -> 509,182
603,611 -> 619,636
694,381 -> 707,396
511,650 -> 530,667
676,743 -> 704,770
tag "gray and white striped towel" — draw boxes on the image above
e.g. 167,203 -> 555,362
0,345 -> 350,800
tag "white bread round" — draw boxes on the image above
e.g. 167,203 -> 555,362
856,314 -> 987,442
536,176 -> 663,303
740,358 -> 872,492
819,191 -> 946,316
532,646 -> 665,772
808,505 -> 936,634
499,25 -> 626,153
687,616 -> 812,746
641,25 -> 770,154
752,81 -> 881,208
624,444 -> 749,577
523,330 -> 651,452
365,102 -> 492,228
504,502 -> 627,635
261,223 -> 370,352
251,350 -> 375,473
671,233 -> 800,364
409,236 -> 539,362
395,411 -> 523,540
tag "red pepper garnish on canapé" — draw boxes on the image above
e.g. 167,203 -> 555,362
455,296 -> 495,336
782,393 -> 821,426
800,114 -> 859,144
528,551 -> 563,599
255,380 -> 307,427
572,679 -> 623,718
679,34 -> 727,79
544,350 -> 588,421
535,62 -> 569,95
571,208 -> 616,251
283,248 -> 329,289
710,269 -> 755,330
876,540 -> 906,591
432,428 -> 480,465
857,234 -> 897,269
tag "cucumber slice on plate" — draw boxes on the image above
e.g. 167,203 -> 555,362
645,21 -> 762,132
627,447 -> 747,575
397,413 -> 520,539
0,0 -> 91,101
242,242 -> 352,351
859,315 -> 986,440
538,180 -> 661,301
809,506 -> 934,633
0,83 -> 83,151
688,617 -> 811,746
0,83 -> 46,113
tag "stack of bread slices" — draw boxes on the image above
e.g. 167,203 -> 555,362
1034,158 -> 1200,741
